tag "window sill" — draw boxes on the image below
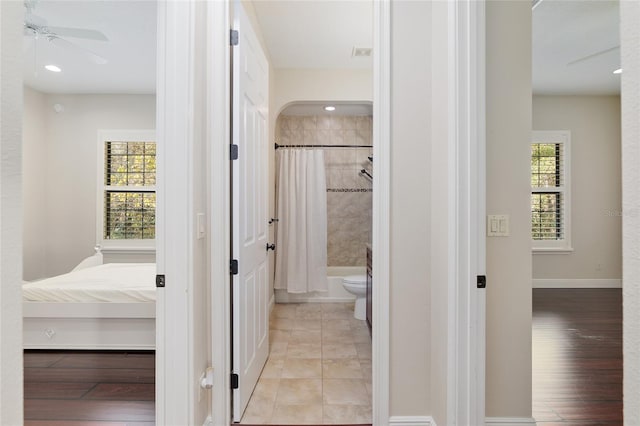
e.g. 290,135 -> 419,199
532,247 -> 574,254
99,242 -> 156,255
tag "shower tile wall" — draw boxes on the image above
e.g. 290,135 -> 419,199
277,115 -> 373,266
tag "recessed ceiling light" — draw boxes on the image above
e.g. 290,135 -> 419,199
45,64 -> 62,73
613,68 -> 623,74
324,106 -> 336,112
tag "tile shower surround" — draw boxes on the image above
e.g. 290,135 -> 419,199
276,115 -> 373,266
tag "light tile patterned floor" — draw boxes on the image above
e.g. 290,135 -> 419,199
240,303 -> 372,425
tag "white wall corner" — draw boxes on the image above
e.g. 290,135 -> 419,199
0,0 -> 25,424
485,417 -> 537,426
532,278 -> 622,289
388,415 -> 437,426
621,0 -> 640,424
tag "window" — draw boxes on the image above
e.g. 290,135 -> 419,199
531,131 -> 571,251
98,130 -> 156,250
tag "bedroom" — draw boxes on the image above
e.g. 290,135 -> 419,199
21,0 -> 158,420
22,0 -> 157,341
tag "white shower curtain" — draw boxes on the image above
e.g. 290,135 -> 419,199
274,149 -> 328,293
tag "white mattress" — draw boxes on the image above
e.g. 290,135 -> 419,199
23,263 -> 156,303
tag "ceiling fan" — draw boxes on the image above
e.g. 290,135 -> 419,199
567,45 -> 620,67
24,0 -> 109,65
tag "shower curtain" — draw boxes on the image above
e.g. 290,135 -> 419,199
274,149 -> 328,293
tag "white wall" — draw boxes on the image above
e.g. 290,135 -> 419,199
23,87 -> 48,280
621,1 -> 640,423
532,95 -> 621,280
486,0 -> 533,419
384,2 -> 436,416
429,0 -> 448,422
0,0 -> 24,423
389,0 -> 432,417
22,92 -> 155,279
273,69 -> 373,116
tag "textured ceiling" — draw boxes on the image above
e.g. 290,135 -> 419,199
22,0 -> 156,94
532,0 -> 620,95
22,0 -> 620,96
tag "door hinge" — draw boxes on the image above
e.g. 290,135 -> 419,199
230,144 -> 239,160
230,259 -> 239,275
155,274 -> 166,288
231,373 -> 239,389
477,275 -> 486,289
230,29 -> 239,46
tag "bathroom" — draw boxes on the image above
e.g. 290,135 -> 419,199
273,103 -> 373,307
239,102 -> 374,425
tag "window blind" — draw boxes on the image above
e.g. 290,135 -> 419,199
531,141 -> 566,241
104,141 -> 156,240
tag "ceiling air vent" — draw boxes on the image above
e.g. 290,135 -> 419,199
352,47 -> 372,58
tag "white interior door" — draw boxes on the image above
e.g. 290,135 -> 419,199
231,1 -> 270,421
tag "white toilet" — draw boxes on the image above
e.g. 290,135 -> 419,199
342,275 -> 367,320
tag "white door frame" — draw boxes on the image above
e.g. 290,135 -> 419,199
371,0 -> 391,424
447,1 -> 486,424
155,0 -> 190,422
157,0 -> 486,424
209,0 -> 233,424
156,1 -> 212,424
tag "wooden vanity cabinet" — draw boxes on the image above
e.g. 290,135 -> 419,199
366,246 -> 372,334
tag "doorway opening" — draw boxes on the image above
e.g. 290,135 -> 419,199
530,1 -> 622,423
21,1 -> 158,423
237,102 -> 374,424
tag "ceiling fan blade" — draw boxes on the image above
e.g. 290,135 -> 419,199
567,45 -> 620,66
48,36 -> 108,65
46,26 -> 108,42
25,11 -> 47,27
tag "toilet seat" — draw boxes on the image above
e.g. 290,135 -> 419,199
343,275 -> 366,286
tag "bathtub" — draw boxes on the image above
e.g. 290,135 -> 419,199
274,266 -> 366,303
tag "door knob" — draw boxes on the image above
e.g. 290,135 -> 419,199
266,243 -> 276,251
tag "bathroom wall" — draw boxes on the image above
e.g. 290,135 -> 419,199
276,114 -> 372,266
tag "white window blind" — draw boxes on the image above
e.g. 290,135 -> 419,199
97,130 -> 156,249
531,131 -> 572,251
104,141 -> 156,240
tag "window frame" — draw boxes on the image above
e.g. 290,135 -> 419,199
97,129 -> 157,252
531,130 -> 573,253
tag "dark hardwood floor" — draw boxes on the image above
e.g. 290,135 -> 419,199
533,288 -> 622,425
23,289 -> 621,426
24,350 -> 155,425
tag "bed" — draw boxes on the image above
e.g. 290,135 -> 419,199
23,251 -> 156,350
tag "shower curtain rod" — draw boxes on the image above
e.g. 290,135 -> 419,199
275,143 -> 373,149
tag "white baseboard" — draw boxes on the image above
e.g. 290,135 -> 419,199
485,417 -> 537,426
388,416 -> 436,426
387,415 -> 535,426
533,278 -> 621,288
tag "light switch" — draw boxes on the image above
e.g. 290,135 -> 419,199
487,214 -> 510,237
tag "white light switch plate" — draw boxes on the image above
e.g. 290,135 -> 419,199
487,214 -> 510,237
